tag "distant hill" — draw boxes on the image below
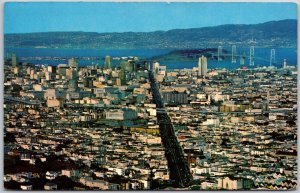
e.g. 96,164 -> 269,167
5,19 -> 297,49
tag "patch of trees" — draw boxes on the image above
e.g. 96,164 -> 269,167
5,155 -> 42,174
4,180 -> 21,190
35,155 -> 78,172
269,132 -> 296,141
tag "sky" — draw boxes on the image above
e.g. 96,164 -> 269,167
4,2 -> 298,34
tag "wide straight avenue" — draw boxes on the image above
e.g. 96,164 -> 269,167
148,69 -> 193,188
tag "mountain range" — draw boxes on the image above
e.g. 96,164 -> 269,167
5,19 -> 297,49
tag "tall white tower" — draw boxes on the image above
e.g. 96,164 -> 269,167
283,59 -> 287,68
198,55 -> 208,77
153,62 -> 160,75
198,57 -> 202,76
231,45 -> 237,63
249,46 -> 255,66
218,46 -> 222,61
202,56 -> 208,76
270,49 -> 276,67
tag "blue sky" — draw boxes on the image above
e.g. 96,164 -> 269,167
4,2 -> 298,34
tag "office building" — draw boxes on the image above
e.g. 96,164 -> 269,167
12,53 -> 17,67
119,68 -> 126,85
106,109 -> 137,120
47,65 -> 56,74
68,58 -> 78,69
162,91 -> 188,104
283,59 -> 287,68
104,56 -> 112,69
153,62 -> 160,75
57,64 -> 69,76
198,55 -> 208,76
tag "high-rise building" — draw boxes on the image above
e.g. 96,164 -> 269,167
162,91 -> 188,104
198,55 -> 208,77
104,55 -> 112,69
68,58 -> 78,69
283,59 -> 287,68
231,45 -> 237,63
153,62 -> 160,75
116,78 -> 122,86
84,77 -> 94,88
240,52 -> 246,67
249,46 -> 255,66
47,65 -> 56,74
270,49 -> 276,67
218,46 -> 222,61
119,68 -> 126,85
121,60 -> 136,72
240,56 -> 245,67
57,64 -> 69,76
12,53 -> 17,67
198,59 -> 202,75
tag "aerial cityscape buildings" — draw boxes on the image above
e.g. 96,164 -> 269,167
4,46 -> 297,190
3,2 -> 298,191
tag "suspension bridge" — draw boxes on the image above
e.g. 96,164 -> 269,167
211,46 -> 281,66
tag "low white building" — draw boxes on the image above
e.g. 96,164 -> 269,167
201,181 -> 218,189
44,183 -> 57,190
106,109 -> 137,120
20,184 -> 33,190
202,118 -> 220,126
45,171 -> 58,180
217,176 -> 243,190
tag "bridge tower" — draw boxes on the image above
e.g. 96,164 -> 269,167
249,46 -> 255,66
231,45 -> 237,63
270,49 -> 276,67
217,46 -> 222,61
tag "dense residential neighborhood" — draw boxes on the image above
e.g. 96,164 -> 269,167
4,53 -> 297,190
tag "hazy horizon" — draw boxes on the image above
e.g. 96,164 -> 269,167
4,2 -> 297,34
4,18 -> 297,35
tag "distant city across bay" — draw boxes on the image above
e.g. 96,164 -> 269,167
4,47 -> 297,70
